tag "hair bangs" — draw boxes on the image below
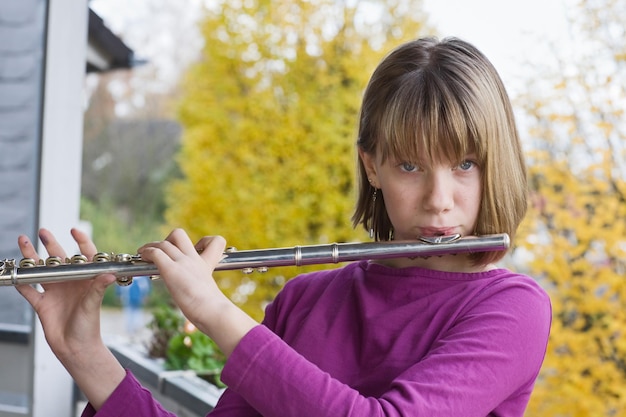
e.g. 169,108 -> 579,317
377,74 -> 481,167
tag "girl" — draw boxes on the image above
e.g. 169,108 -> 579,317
17,37 -> 551,416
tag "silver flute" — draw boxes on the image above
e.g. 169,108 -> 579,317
0,233 -> 509,287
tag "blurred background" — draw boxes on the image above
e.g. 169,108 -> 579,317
84,0 -> 626,414
1,0 -> 625,415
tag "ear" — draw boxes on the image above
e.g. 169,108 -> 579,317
358,148 -> 379,188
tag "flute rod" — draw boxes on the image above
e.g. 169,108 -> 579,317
0,233 -> 510,286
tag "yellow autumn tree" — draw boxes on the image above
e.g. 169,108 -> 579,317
166,0 -> 430,319
516,0 -> 626,414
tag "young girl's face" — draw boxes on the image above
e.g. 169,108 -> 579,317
361,149 -> 484,270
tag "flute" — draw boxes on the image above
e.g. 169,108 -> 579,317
0,233 -> 509,287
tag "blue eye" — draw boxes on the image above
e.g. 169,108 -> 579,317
400,162 -> 418,172
458,160 -> 475,171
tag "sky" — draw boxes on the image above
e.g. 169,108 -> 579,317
91,0 -> 574,104
423,0 -> 572,96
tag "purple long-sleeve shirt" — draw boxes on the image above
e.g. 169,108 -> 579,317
83,261 -> 551,417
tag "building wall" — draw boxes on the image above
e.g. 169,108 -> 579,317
0,0 -> 86,415
0,1 -> 48,415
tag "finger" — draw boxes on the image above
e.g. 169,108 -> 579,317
137,229 -> 195,261
15,283 -> 43,308
85,274 -> 118,306
138,239 -> 182,262
38,228 -> 68,259
194,235 -> 227,252
197,236 -> 227,265
18,235 -> 40,261
164,228 -> 197,255
194,236 -> 217,253
70,228 -> 99,259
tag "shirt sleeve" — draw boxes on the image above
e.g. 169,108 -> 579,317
219,279 -> 551,417
80,370 -> 176,417
206,388 -> 262,416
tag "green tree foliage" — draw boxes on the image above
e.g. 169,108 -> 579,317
81,73 -> 183,307
81,73 -> 182,252
514,0 -> 626,414
167,0 -> 430,319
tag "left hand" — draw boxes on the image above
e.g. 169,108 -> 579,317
138,228 -> 257,356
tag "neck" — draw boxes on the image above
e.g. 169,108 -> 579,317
374,254 -> 496,273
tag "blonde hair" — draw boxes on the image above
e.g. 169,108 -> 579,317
352,37 -> 527,265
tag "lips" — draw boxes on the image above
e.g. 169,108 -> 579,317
418,227 -> 457,237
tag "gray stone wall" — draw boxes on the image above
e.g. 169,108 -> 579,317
0,0 -> 47,327
0,2 -> 47,415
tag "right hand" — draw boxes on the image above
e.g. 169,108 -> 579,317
15,228 -> 117,363
16,228 -> 127,410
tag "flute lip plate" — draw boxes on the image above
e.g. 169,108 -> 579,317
418,234 -> 462,245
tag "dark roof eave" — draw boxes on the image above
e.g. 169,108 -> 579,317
87,8 -> 135,73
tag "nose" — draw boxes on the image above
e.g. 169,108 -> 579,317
422,171 -> 454,213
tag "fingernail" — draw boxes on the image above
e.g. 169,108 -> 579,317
39,232 -> 48,245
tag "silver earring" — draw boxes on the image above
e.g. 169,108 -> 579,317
369,187 -> 377,239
